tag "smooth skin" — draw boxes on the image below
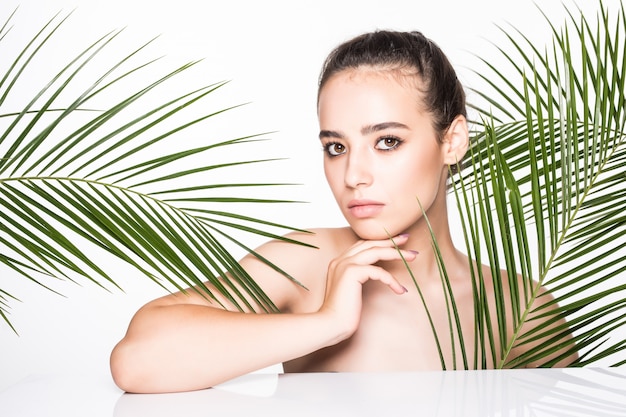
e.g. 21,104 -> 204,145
110,68 -> 577,393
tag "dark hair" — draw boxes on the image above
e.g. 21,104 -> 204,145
318,30 -> 466,141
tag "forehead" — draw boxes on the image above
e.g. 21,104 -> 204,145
344,65 -> 420,86
320,65 -> 422,95
317,68 -> 425,119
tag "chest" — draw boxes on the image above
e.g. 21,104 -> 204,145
359,283 -> 486,369
287,281 -> 500,372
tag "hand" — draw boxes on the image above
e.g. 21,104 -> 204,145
319,234 -> 417,343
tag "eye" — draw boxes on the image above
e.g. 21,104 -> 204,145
324,142 -> 346,157
375,136 -> 402,151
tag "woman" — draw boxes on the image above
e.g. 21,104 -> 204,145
110,30 -> 577,393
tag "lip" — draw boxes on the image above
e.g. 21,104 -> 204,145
347,199 -> 385,219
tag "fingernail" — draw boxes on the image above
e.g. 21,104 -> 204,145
409,250 -> 419,255
402,285 -> 409,293
398,233 -> 409,238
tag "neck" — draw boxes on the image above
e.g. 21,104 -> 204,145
385,196 -> 465,286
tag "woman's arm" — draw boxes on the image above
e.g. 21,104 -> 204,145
110,296 -> 338,393
110,232 -> 327,393
110,230 -> 415,393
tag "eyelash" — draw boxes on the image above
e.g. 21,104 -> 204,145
322,141 -> 345,157
322,136 -> 404,157
376,135 -> 403,151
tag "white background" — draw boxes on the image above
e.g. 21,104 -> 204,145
0,0 -> 622,391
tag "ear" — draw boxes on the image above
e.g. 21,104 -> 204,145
441,115 -> 469,167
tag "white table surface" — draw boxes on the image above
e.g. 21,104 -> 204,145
1,367 -> 625,416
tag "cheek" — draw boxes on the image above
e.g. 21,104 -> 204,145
323,161 -> 342,197
390,152 -> 444,198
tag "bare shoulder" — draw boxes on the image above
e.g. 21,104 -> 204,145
147,227 -> 357,313
237,227 -> 358,310
252,226 -> 357,264
475,265 -> 578,367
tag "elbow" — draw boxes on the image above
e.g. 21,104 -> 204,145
110,304 -> 166,393
110,338 -> 147,393
110,337 -> 220,393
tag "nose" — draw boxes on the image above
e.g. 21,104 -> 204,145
344,148 -> 373,188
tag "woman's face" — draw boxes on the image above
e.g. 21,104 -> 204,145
317,69 -> 450,240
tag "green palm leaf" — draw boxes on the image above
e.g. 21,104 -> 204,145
0,10 -> 308,331
447,0 -> 626,367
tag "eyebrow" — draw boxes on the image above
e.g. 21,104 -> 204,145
319,121 -> 410,140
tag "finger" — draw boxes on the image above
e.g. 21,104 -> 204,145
353,264 -> 408,295
343,234 -> 410,257
349,246 -> 418,265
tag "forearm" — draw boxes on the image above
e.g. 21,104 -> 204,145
110,304 -> 335,393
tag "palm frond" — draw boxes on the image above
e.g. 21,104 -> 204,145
453,0 -> 626,367
0,10 -> 305,331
